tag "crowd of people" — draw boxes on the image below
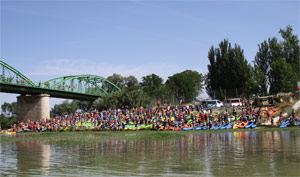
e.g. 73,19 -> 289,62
3,104 -> 299,133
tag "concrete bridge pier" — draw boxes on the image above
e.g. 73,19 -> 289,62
17,94 -> 50,122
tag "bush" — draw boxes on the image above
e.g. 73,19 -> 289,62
0,114 -> 16,130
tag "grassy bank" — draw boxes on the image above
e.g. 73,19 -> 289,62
1,127 -> 299,145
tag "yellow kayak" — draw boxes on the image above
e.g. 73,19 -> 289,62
233,123 -> 240,129
1,132 -> 16,135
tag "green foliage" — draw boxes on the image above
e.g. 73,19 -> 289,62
93,89 -> 151,111
279,25 -> 300,78
107,73 -> 140,91
269,58 -> 297,94
124,75 -> 139,88
206,39 -> 251,99
51,100 -> 79,115
166,70 -> 203,103
246,66 -> 267,96
0,114 -> 16,129
140,74 -> 164,98
72,100 -> 94,112
219,87 -> 225,100
1,102 -> 17,116
254,25 -> 300,94
107,73 -> 125,89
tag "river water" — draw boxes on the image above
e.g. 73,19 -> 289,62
1,131 -> 299,176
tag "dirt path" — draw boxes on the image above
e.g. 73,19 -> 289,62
262,99 -> 300,125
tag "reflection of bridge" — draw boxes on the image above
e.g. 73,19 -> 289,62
0,60 -> 120,121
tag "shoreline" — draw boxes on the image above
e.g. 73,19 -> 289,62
1,127 -> 299,145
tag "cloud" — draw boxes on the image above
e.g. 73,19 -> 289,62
25,59 -> 205,82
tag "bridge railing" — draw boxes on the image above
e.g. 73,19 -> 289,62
0,75 -> 33,87
0,77 -> 106,96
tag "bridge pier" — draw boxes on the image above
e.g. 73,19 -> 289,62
17,94 -> 50,122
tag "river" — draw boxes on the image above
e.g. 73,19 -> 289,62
1,130 -> 299,176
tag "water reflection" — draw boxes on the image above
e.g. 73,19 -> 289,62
0,131 -> 299,176
16,140 -> 51,176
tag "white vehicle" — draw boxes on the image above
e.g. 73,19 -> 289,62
224,98 -> 243,107
201,99 -> 223,108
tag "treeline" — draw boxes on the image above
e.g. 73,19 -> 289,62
206,26 -> 299,99
51,70 -> 204,113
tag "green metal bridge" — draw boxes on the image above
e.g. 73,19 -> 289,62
0,60 -> 121,100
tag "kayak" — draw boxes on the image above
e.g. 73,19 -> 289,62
195,126 -> 202,131
245,122 -> 254,129
213,124 -> 221,130
239,121 -> 248,129
182,127 -> 193,131
251,123 -> 257,129
174,127 -> 181,131
1,132 -> 16,135
225,122 -> 233,129
233,123 -> 240,129
279,119 -> 291,128
220,123 -> 230,130
169,127 -> 174,131
211,124 -> 220,130
279,122 -> 290,128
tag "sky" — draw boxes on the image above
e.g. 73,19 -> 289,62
0,0 -> 299,109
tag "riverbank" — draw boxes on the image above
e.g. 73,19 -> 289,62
1,127 -> 299,145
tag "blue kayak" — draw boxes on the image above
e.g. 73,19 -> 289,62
211,124 -> 219,130
195,125 -> 207,130
182,127 -> 193,131
195,126 -> 202,131
225,122 -> 233,129
214,124 -> 221,130
279,119 -> 291,128
251,123 -> 257,129
279,122 -> 290,128
245,121 -> 254,129
220,123 -> 230,130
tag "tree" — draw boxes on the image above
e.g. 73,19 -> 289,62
51,100 -> 79,115
166,70 -> 203,103
269,58 -> 297,94
254,26 -> 300,94
140,74 -> 164,99
107,73 -> 125,89
206,39 -> 251,99
1,102 -> 17,117
124,75 -> 138,89
0,102 -> 17,130
279,25 -> 300,79
245,66 -> 266,96
93,89 -> 151,111
72,100 -> 93,112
